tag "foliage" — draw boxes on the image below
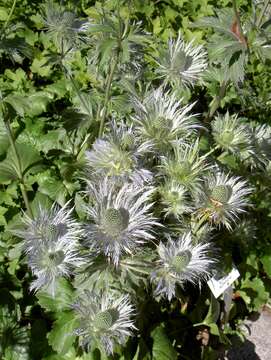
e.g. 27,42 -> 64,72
1,0 -> 271,359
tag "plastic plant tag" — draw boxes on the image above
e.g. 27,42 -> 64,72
207,267 -> 240,298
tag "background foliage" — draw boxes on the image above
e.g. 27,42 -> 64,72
1,0 -> 271,359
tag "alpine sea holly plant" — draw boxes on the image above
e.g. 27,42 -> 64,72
1,0 -> 271,359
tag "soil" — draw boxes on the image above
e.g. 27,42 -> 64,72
226,307 -> 271,360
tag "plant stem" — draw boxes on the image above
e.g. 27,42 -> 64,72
232,0 -> 244,38
205,80 -> 228,121
256,0 -> 270,27
98,56 -> 118,137
5,120 -> 33,218
2,0 -> 17,32
64,66 -> 91,119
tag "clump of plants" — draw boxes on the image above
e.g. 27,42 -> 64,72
1,0 -> 271,359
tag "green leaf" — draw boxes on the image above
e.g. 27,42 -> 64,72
0,118 -> 9,156
37,278 -> 74,313
35,170 -> 67,205
26,92 -> 52,116
38,129 -> 67,154
203,294 -> 220,325
47,311 -> 78,355
31,57 -> 52,77
0,159 -> 18,183
0,7 -> 8,21
16,143 -> 42,176
0,142 -> 42,184
241,276 -> 269,310
0,206 -> 7,226
4,94 -> 29,116
151,325 -> 178,360
261,250 -> 271,278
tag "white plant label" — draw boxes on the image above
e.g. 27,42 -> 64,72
207,267 -> 240,298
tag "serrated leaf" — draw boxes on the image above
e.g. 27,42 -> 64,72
4,94 -> 29,116
0,118 -> 9,155
38,129 -> 67,154
151,325 -> 178,360
37,278 -> 74,313
31,57 -> 52,77
26,92 -> 52,116
16,143 -> 42,176
47,311 -> 78,355
0,159 -> 18,183
261,251 -> 271,278
0,142 -> 42,183
36,170 -> 67,205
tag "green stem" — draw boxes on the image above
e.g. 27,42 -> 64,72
192,213 -> 210,238
98,56 -> 118,137
5,120 -> 33,218
206,80 -> 228,121
203,144 -> 220,159
2,0 -> 17,33
232,0 -> 245,39
64,67 -> 91,119
256,0 -> 270,27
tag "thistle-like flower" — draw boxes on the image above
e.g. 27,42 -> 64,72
151,233 -> 215,300
159,180 -> 193,219
85,121 -> 152,185
42,1 -> 89,53
159,140 -> 212,195
83,178 -> 158,265
132,88 -> 199,152
197,172 -> 251,230
17,202 -> 83,294
155,32 -> 208,87
211,112 -> 253,156
73,290 -> 136,354
252,124 -> 271,166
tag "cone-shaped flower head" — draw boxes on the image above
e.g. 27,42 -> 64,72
85,121 -> 152,185
197,172 -> 251,230
155,32 -> 207,87
132,88 -> 199,152
160,139 -> 212,195
17,202 -> 83,294
73,291 -> 135,354
159,180 -> 193,219
211,112 -> 253,156
83,178 -> 158,265
151,233 -> 215,300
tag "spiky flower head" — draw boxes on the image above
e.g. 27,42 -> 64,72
211,112 -> 253,156
159,139 -> 212,195
151,233 -> 215,300
85,121 -> 152,185
155,32 -> 208,88
42,1 -> 89,54
83,178 -> 158,265
252,124 -> 271,167
159,180 -> 193,219
197,172 -> 251,230
132,88 -> 199,152
73,290 -> 135,354
17,202 -> 83,294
